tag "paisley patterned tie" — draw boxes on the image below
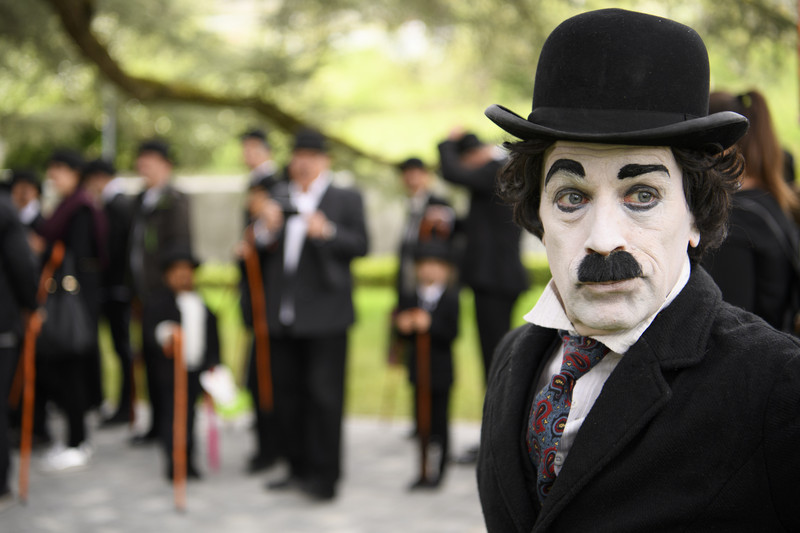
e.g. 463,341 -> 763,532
528,330 -> 609,502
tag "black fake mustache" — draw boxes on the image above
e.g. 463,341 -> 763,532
577,251 -> 643,283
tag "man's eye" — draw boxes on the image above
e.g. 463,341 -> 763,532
625,188 -> 659,208
555,191 -> 587,211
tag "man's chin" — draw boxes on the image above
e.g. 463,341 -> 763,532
565,298 -> 647,336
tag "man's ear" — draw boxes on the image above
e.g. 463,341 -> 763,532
688,224 -> 700,249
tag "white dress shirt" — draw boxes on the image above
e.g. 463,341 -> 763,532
525,256 -> 692,474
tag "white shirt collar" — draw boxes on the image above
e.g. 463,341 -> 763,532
102,177 -> 126,203
288,172 -> 331,213
524,256 -> 692,354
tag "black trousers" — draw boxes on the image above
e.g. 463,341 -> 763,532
271,333 -> 347,488
157,366 -> 202,465
36,356 -> 88,447
141,342 -> 165,437
473,289 -> 519,382
102,299 -> 134,417
413,387 -> 451,480
0,346 -> 19,493
246,342 -> 280,461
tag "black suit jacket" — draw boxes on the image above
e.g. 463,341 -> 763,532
103,191 -> 134,298
478,266 -> 800,532
396,285 -> 459,391
259,180 -> 368,338
438,140 -> 528,295
130,184 -> 192,302
142,286 -> 220,373
0,193 -> 37,339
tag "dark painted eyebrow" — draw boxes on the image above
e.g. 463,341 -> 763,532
617,164 -> 670,179
545,159 -> 585,186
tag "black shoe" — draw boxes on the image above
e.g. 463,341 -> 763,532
408,476 -> 442,491
301,480 -> 336,501
246,454 -> 276,474
0,488 -> 16,513
265,475 -> 301,491
100,411 -> 131,428
129,430 -> 158,446
453,445 -> 479,465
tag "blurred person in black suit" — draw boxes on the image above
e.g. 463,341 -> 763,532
0,189 -> 38,505
83,159 -> 136,426
253,129 -> 368,500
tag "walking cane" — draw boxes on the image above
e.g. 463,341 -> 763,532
17,312 -> 42,505
19,241 -> 65,503
242,238 -> 273,412
170,326 -> 188,513
416,329 -> 432,484
204,392 -> 220,472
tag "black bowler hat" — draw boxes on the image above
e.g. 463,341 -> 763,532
292,128 -> 328,153
9,169 -> 42,194
486,9 -> 748,149
455,133 -> 483,155
241,128 -> 270,146
82,158 -> 116,179
398,157 -> 426,171
159,247 -> 200,272
48,149 -> 85,172
137,139 -> 173,163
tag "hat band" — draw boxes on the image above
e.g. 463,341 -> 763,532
528,107 -> 702,135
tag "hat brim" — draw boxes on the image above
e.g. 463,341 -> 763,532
486,105 -> 748,150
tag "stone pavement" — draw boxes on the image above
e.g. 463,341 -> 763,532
3,408 -> 487,533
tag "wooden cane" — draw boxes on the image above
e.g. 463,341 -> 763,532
18,312 -> 42,505
171,326 -> 187,513
19,241 -> 65,504
416,328 -> 432,484
242,238 -> 273,412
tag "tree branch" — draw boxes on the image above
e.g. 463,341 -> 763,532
42,0 -> 386,162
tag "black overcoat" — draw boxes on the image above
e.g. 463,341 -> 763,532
478,266 -> 800,532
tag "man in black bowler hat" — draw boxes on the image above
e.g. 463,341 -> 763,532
129,139 -> 193,444
477,8 -> 800,532
251,128 -> 368,500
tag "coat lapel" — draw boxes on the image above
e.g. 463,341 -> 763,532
533,267 -> 718,531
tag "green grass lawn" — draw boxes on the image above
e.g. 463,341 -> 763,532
99,261 -> 547,422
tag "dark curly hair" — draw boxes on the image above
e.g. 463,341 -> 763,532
496,140 -> 744,260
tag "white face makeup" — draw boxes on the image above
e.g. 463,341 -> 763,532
539,141 -> 700,336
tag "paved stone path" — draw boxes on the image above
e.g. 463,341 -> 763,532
3,408 -> 487,533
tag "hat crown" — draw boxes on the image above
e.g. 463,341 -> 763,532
531,9 -> 709,131
485,8 -> 748,148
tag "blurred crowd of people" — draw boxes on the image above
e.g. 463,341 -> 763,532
1,85 -> 797,509
0,123 -> 529,506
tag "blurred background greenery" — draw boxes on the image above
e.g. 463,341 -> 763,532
5,0 -> 798,420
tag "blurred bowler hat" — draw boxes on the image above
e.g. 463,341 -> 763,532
82,158 -> 116,179
159,247 -> 200,272
292,128 -> 328,153
137,139 -> 173,163
9,169 -> 42,194
455,133 -> 483,155
485,8 -> 748,149
241,128 -> 270,147
48,149 -> 85,172
398,157 -> 426,172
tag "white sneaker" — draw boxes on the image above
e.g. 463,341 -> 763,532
41,443 -> 92,472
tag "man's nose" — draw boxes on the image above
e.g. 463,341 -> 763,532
583,203 -> 627,256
